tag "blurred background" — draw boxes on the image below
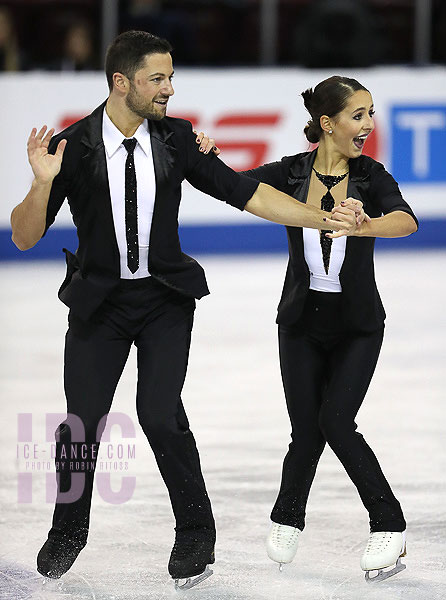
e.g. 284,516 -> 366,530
0,0 -> 445,257
1,0 -> 446,70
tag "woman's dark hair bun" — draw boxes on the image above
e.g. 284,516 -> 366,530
304,121 -> 321,144
301,88 -> 321,143
301,88 -> 314,113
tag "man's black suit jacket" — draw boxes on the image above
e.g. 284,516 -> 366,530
242,150 -> 418,332
44,102 -> 259,320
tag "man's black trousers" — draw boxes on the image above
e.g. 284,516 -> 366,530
50,277 -> 215,545
271,290 -> 406,533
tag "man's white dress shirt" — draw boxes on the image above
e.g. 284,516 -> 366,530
102,108 -> 156,279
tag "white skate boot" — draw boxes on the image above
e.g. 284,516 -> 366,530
266,521 -> 301,571
360,531 -> 406,582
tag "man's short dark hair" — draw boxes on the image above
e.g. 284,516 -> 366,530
105,30 -> 172,91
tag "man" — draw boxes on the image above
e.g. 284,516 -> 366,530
11,31 -> 359,587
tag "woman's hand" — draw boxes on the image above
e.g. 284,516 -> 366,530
335,198 -> 370,226
193,130 -> 220,155
325,205 -> 357,238
327,198 -> 370,238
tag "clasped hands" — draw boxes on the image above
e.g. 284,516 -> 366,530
194,131 -> 370,237
327,199 -> 370,238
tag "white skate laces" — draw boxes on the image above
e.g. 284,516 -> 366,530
266,521 -> 302,571
360,530 -> 407,582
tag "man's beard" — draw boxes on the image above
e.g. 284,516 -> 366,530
125,84 -> 165,121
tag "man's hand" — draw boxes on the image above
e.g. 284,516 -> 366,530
193,130 -> 220,155
11,126 -> 65,251
27,126 -> 66,184
332,197 -> 370,226
326,198 -> 370,238
324,204 -> 358,238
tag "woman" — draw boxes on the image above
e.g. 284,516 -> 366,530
197,76 -> 418,581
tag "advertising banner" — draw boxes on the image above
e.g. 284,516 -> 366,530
2,66 -> 445,257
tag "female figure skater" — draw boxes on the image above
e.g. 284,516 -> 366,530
196,76 -> 417,581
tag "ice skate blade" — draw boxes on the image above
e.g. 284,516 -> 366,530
38,569 -> 62,580
279,563 -> 283,573
365,558 -> 406,583
40,576 -> 65,592
174,565 -> 213,590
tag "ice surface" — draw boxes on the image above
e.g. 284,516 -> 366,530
1,252 -> 445,600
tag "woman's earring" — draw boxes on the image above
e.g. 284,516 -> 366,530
329,130 -> 333,134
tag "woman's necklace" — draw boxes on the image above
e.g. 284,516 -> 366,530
312,167 -> 349,275
313,168 -> 349,192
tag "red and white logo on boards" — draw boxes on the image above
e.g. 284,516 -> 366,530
58,111 -> 380,170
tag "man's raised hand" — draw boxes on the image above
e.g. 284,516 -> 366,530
27,126 -> 67,185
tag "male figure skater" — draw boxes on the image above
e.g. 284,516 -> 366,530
10,31 -> 360,587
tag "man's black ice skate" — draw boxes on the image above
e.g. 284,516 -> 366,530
168,528 -> 216,590
37,532 -> 86,579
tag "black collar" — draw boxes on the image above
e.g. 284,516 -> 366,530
80,100 -> 175,149
289,148 -> 369,182
148,117 -> 175,144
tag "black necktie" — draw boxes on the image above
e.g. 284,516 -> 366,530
122,138 -> 139,274
313,169 -> 349,274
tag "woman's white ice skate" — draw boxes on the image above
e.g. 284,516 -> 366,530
266,521 -> 301,571
360,531 -> 406,582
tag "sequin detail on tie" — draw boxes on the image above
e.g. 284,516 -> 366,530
122,138 -> 139,274
313,168 -> 349,274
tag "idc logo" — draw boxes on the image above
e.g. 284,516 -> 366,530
391,105 -> 446,182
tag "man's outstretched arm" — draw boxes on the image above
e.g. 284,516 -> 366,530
193,130 -> 361,235
11,126 -> 66,251
244,183 -> 358,233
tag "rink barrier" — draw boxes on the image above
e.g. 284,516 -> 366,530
1,220 -> 445,260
